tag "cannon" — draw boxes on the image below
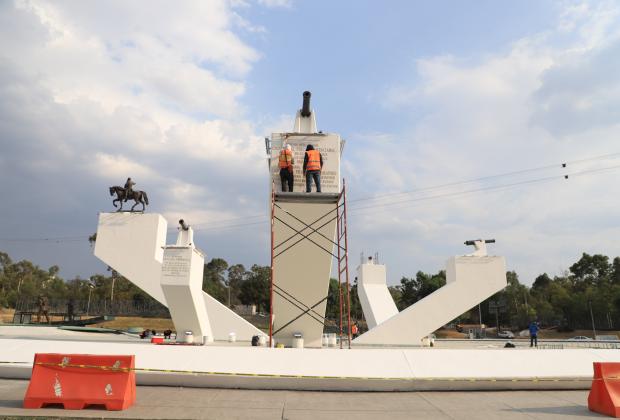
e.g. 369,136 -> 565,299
464,239 -> 495,246
301,91 -> 312,117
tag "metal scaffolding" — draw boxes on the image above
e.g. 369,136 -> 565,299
269,179 -> 352,348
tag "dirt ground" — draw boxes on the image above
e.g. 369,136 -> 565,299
1,307 -> 615,340
92,316 -> 175,331
92,314 -> 268,333
0,308 -> 14,323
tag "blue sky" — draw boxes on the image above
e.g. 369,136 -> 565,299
1,0 -> 619,286
243,1 -> 558,133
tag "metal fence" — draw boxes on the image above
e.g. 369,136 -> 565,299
538,342 -> 620,350
14,298 -> 169,318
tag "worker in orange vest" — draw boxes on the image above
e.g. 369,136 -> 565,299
278,144 -> 295,192
303,144 -> 323,192
351,322 -> 359,338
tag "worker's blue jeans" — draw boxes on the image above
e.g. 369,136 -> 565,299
305,171 -> 321,192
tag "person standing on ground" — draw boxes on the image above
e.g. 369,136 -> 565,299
303,144 -> 323,192
529,320 -> 539,347
37,295 -> 50,324
278,144 -> 295,192
67,298 -> 75,322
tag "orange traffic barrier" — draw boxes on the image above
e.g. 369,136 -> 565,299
151,337 -> 164,344
588,362 -> 620,418
23,353 -> 136,411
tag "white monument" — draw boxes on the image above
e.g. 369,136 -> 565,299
94,213 -> 262,341
354,240 -> 507,346
160,223 -> 212,343
356,256 -> 398,330
268,91 -> 343,347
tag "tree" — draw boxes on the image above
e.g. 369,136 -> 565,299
570,253 -> 612,288
238,264 -> 270,312
611,257 -> 620,285
388,285 -> 402,309
202,258 -> 228,303
226,264 -> 247,307
532,273 -> 551,292
398,270 -> 446,309
325,278 -> 341,319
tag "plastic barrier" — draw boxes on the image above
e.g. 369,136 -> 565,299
151,337 -> 164,344
588,362 -> 620,418
23,353 -> 136,411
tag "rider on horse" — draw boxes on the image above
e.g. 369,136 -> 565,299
124,177 -> 136,202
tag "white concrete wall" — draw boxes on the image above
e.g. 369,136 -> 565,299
94,213 -> 262,341
357,262 -> 398,329
94,212 -> 168,304
272,201 -> 337,347
354,256 -> 507,346
161,247 -> 213,343
0,336 -> 615,391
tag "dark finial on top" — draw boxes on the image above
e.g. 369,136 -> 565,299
301,91 -> 311,117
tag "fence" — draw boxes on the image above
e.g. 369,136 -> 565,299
14,298 -> 169,318
538,342 -> 620,350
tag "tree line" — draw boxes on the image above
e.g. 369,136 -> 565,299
391,253 -> 620,331
1,250 -> 619,331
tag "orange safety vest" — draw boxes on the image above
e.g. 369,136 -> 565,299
305,149 -> 321,171
279,149 -> 293,169
351,324 -> 358,335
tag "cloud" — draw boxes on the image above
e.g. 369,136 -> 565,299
352,1 -> 620,284
256,0 -> 292,9
0,0 -> 269,277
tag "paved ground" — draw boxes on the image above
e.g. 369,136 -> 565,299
0,379 -> 605,419
1,326 -> 614,350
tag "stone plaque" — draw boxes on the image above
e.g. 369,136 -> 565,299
162,248 -> 191,280
270,133 -> 341,193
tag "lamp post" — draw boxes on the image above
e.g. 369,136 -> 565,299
589,300 -> 597,340
86,284 -> 94,316
110,271 -> 116,302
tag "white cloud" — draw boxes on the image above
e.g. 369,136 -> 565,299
360,1 -> 620,284
256,0 -> 292,9
0,0 -> 269,277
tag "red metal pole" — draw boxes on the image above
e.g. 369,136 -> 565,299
337,204 -> 343,349
343,179 -> 352,349
269,181 -> 275,348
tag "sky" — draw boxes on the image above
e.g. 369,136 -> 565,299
1,0 -> 619,286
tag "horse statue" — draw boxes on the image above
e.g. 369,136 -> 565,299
109,186 -> 149,212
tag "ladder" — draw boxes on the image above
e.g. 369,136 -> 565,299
336,179 -> 352,349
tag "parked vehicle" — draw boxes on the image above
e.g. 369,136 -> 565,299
497,330 -> 515,339
567,336 -> 593,341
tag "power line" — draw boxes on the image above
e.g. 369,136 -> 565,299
0,236 -> 86,243
2,155 -> 619,243
347,151 -> 620,205
158,152 -> 620,230
348,163 -> 620,215
147,162 -> 620,230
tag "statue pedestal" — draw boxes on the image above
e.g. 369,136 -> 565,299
161,246 -> 212,343
354,255 -> 507,346
357,262 -> 398,330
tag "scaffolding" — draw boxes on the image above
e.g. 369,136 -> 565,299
269,180 -> 352,348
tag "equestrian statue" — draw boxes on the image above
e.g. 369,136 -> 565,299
109,177 -> 149,212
